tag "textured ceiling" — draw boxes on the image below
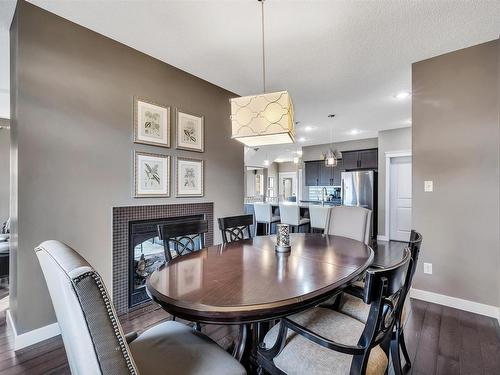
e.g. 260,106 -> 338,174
0,0 -> 499,161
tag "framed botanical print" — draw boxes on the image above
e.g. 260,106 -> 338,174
176,110 -> 204,152
176,157 -> 204,197
134,151 -> 170,197
134,97 -> 170,148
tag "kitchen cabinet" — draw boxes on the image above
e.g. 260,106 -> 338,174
319,162 -> 333,185
342,149 -> 378,170
305,161 -> 321,186
332,158 -> 343,185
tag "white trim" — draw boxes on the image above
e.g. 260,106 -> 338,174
6,309 -> 61,351
410,288 -> 500,321
377,235 -> 389,242
384,150 -> 412,241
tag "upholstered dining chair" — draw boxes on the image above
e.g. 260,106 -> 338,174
338,230 -> 423,375
279,204 -> 310,233
308,205 -> 331,233
254,202 -> 280,235
35,240 -> 246,375
324,205 -> 372,245
158,220 -> 208,263
218,214 -> 253,244
257,248 -> 412,375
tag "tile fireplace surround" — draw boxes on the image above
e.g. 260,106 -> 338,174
112,202 -> 214,314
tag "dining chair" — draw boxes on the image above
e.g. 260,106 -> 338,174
324,205 -> 372,245
34,240 -> 246,375
157,219 -> 208,263
254,202 -> 280,235
257,247 -> 412,375
338,230 -> 423,374
279,204 -> 310,233
308,205 -> 331,233
218,214 -> 253,244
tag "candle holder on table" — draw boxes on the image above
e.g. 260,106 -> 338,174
275,224 -> 291,253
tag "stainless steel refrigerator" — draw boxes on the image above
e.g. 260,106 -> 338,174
341,170 -> 377,239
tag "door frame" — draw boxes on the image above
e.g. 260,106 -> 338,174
383,150 -> 412,241
279,172 -> 298,201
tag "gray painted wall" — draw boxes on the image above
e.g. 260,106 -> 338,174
0,120 -> 8,225
412,39 -> 499,306
10,2 -> 243,334
377,127 -> 412,237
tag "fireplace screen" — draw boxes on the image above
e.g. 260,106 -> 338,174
129,215 -> 204,308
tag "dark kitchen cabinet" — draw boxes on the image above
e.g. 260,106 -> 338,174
359,149 -> 378,169
319,163 -> 333,185
342,149 -> 378,170
305,161 -> 321,186
342,151 -> 359,170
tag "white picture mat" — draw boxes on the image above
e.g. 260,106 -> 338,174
136,153 -> 170,196
177,159 -> 203,196
136,100 -> 170,145
177,111 -> 203,151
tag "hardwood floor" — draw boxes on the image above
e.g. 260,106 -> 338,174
0,297 -> 497,374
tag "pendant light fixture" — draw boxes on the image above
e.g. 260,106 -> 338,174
230,0 -> 295,146
323,114 -> 337,167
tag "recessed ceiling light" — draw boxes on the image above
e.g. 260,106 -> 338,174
394,91 -> 411,100
304,126 -> 313,132
349,129 -> 361,135
298,137 -> 306,143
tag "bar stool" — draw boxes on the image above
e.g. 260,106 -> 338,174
309,205 -> 331,233
279,203 -> 310,233
253,203 -> 280,236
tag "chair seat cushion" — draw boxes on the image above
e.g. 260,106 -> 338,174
340,293 -> 411,327
263,308 -> 387,375
299,218 -> 310,225
130,321 -> 246,375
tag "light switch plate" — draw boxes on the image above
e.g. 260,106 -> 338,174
424,180 -> 433,192
423,263 -> 432,274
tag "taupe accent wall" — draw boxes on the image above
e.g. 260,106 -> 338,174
10,2 -> 243,334
412,39 -> 500,306
377,127 -> 412,237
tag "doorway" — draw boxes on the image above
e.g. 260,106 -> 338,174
388,155 -> 412,242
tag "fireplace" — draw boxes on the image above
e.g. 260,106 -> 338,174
128,215 -> 204,307
113,203 -> 214,314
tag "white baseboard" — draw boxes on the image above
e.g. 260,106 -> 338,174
6,309 -> 61,351
377,235 -> 389,242
410,288 -> 500,323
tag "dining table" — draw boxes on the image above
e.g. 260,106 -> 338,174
146,233 -> 376,365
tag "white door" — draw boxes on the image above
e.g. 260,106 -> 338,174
389,156 -> 412,242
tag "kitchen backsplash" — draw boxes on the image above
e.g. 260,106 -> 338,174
308,186 -> 341,201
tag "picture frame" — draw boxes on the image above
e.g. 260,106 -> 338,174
134,97 -> 171,148
175,109 -> 204,152
134,151 -> 170,198
176,157 -> 204,197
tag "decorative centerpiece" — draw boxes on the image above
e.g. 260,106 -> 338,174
275,224 -> 291,253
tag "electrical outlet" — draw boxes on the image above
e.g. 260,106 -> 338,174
423,263 -> 432,274
424,180 -> 433,192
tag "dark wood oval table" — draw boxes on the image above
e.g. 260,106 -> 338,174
147,233 -> 374,324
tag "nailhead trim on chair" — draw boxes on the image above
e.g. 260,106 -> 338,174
73,271 -> 138,375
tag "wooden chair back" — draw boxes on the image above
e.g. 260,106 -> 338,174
157,220 -> 208,263
218,214 -> 253,244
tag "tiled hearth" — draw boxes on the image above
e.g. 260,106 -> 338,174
112,203 -> 214,314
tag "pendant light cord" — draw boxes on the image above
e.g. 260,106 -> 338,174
260,0 -> 266,93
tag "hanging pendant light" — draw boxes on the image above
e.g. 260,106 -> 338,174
230,0 -> 295,147
324,114 -> 337,167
